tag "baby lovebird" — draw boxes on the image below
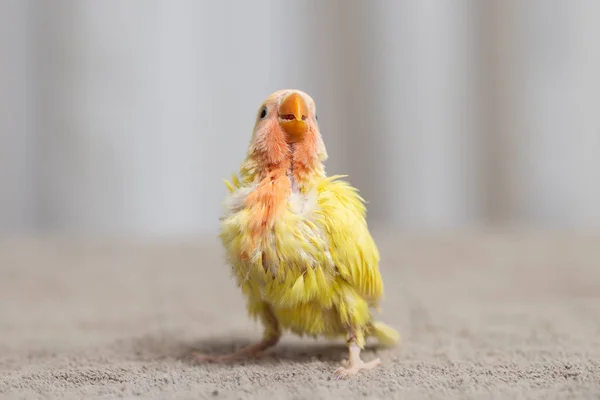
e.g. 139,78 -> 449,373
196,89 -> 399,378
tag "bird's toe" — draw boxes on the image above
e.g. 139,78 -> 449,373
333,366 -> 356,379
332,358 -> 382,379
362,357 -> 382,370
191,352 -> 222,364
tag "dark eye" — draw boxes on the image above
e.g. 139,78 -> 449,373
259,107 -> 267,119
315,114 -> 319,122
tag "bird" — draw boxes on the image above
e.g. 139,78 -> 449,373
195,89 -> 400,378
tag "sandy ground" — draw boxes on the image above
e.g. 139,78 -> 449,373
1,232 -> 599,399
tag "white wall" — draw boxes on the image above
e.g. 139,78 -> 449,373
0,0 -> 36,234
1,0 -> 599,236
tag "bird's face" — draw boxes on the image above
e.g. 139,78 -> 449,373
254,89 -> 318,143
249,89 -> 326,166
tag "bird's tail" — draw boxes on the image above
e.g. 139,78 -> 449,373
368,321 -> 401,347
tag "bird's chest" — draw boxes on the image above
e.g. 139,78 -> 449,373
220,186 -> 333,294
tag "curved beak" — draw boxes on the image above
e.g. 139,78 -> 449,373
278,92 -> 309,143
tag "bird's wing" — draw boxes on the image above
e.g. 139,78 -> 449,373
316,175 -> 384,306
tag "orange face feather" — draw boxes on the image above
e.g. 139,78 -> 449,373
239,89 -> 327,242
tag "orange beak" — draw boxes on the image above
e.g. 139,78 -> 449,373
278,92 -> 309,143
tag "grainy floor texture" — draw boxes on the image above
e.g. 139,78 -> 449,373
1,232 -> 599,399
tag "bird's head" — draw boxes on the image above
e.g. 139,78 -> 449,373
245,89 -> 327,174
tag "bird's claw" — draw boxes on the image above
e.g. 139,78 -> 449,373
333,358 -> 382,379
333,366 -> 357,379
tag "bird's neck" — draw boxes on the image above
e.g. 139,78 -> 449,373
286,142 -> 325,193
237,144 -> 324,246
241,143 -> 325,194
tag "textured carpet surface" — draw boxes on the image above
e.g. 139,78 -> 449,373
1,232 -> 599,399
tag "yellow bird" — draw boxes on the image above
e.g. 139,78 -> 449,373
197,89 -> 399,378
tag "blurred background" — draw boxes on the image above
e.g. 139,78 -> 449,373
1,0 -> 599,237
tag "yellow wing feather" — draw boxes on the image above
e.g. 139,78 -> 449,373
316,175 -> 384,306
223,173 -> 242,193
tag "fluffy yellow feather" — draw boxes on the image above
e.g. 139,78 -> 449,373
198,89 -> 399,378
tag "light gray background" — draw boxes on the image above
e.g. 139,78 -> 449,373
2,0 -> 599,236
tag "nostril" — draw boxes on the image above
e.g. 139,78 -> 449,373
280,114 -> 295,120
301,115 -> 307,121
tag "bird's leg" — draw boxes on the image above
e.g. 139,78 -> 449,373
193,334 -> 280,363
193,304 -> 281,364
333,329 -> 381,379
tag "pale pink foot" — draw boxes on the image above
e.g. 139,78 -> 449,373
192,335 -> 279,364
333,343 -> 382,379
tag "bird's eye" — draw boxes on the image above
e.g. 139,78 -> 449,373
259,107 -> 267,119
315,114 -> 319,122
